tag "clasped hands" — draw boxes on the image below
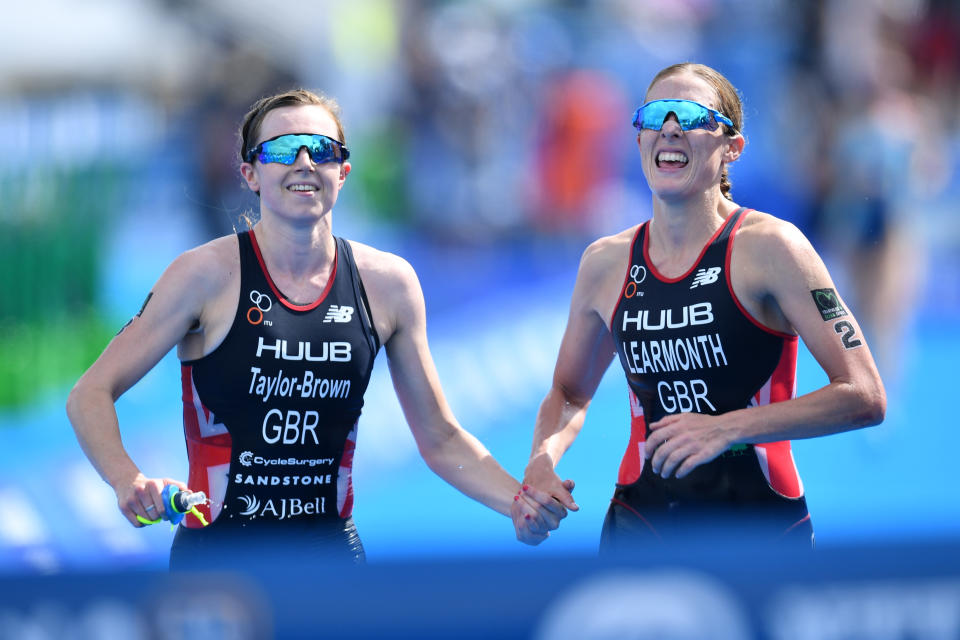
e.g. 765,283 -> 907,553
511,454 -> 578,545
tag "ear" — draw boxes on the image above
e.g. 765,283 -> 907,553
338,161 -> 351,188
722,133 -> 745,164
240,162 -> 260,194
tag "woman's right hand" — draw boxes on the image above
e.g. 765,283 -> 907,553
523,453 -> 578,511
511,453 -> 579,545
115,473 -> 189,527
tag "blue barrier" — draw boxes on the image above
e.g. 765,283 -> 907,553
1,538 -> 958,639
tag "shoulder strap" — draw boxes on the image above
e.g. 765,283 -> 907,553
236,229 -> 253,261
632,220 -> 650,265
336,237 -> 381,354
716,207 -> 748,244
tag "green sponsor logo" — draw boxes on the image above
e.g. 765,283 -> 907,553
812,288 -> 847,320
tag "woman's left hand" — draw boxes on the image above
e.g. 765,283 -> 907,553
510,480 -> 574,545
645,412 -> 734,479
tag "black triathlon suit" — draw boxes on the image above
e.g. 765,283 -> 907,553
603,208 -> 813,551
173,230 -> 380,570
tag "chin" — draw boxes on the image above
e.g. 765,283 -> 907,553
652,185 -> 692,202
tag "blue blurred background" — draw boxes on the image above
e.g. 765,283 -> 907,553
1,0 -> 959,583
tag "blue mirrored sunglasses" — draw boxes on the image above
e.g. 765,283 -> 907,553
244,133 -> 350,165
632,99 -> 734,132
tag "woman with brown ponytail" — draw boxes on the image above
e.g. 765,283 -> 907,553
514,63 -> 886,550
67,88 -> 569,569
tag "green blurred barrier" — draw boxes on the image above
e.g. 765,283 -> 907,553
0,166 -> 123,409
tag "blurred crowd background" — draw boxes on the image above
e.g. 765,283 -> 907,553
1,0 -> 959,574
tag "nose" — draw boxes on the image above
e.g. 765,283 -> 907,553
292,146 -> 315,168
660,112 -> 682,135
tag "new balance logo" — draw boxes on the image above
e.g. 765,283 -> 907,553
690,267 -> 721,289
323,305 -> 354,323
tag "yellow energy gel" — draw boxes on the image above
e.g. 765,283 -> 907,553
189,506 -> 210,527
134,504 -> 209,528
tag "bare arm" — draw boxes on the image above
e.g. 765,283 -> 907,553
522,238 -> 625,505
647,215 -> 886,478
363,251 -> 564,536
65,243 -> 229,524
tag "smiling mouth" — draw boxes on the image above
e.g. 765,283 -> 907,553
287,184 -> 318,193
657,151 -> 688,168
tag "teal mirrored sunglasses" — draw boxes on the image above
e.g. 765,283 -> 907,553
632,99 -> 734,132
244,133 -> 350,165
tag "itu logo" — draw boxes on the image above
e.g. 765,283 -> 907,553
690,267 -> 721,289
247,290 -> 273,325
624,265 -> 647,298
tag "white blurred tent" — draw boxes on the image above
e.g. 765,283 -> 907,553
0,1 -> 217,97
0,0 -> 399,98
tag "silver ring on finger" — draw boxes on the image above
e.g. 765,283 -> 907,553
145,505 -> 157,511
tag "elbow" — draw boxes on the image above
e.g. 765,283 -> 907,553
553,382 -> 591,411
856,384 -> 887,429
419,443 -> 466,484
415,428 -> 456,476
418,446 -> 443,475
867,391 -> 887,427
65,375 -> 111,424
65,381 -> 84,422
416,425 -> 487,483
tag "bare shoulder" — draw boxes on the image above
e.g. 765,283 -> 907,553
346,240 -> 422,344
180,234 -> 239,273
732,210 -> 831,323
735,210 -> 819,273
167,234 -> 240,296
570,225 -> 640,326
110,234 -> 240,362
737,211 -> 812,253
347,239 -> 419,293
578,225 -> 639,285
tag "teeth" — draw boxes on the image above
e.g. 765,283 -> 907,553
288,184 -> 315,191
657,151 -> 688,164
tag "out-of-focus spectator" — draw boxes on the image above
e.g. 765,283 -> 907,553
186,39 -> 298,239
813,84 -> 934,385
529,69 -> 628,234
800,0 -> 959,388
396,1 -> 536,239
